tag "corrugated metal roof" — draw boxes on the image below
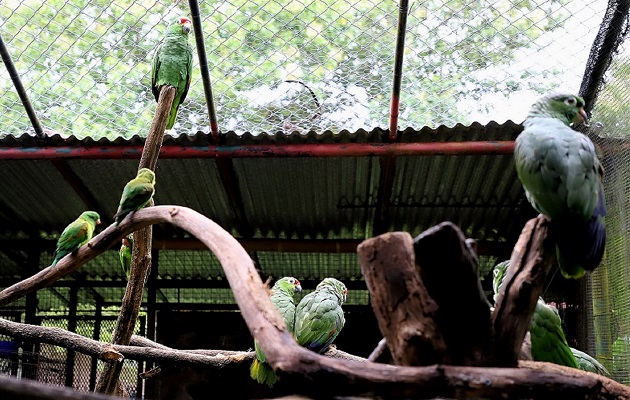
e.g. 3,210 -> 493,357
0,124 -> 531,309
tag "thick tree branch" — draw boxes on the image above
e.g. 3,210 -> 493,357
357,231 -> 447,365
413,222 -> 494,366
492,215 -> 556,366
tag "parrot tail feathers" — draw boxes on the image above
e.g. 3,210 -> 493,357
554,191 -> 606,279
249,358 -> 278,387
165,102 -> 180,130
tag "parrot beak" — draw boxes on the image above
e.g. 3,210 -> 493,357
577,107 -> 589,126
96,219 -> 102,225
182,21 -> 192,35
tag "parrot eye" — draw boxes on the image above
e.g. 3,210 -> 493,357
564,97 -> 576,106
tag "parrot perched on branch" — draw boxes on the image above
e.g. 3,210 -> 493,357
119,235 -> 133,279
51,211 -> 101,267
250,277 -> 302,387
492,261 -> 609,375
114,168 -> 156,226
294,277 -> 347,354
514,92 -> 606,279
151,16 -> 193,130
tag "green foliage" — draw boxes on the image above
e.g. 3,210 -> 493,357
0,0 -> 568,139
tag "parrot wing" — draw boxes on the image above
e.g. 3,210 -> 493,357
529,298 -> 578,368
571,347 -> 610,376
52,212 -> 100,267
151,45 -> 162,102
114,170 -> 156,226
294,292 -> 345,354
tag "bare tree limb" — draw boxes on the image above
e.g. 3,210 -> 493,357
95,84 -> 177,395
0,318 -> 247,367
492,215 -> 556,366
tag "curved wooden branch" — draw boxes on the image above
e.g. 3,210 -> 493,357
0,207 -> 626,399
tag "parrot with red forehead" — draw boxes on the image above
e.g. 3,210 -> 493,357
250,277 -> 302,387
151,16 -> 194,130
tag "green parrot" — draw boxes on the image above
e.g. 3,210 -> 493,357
294,277 -> 347,354
151,16 -> 193,130
51,211 -> 101,267
119,235 -> 133,279
492,260 -> 609,375
114,168 -> 156,226
514,92 -> 606,279
250,276 -> 302,387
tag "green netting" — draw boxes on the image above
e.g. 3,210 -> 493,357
586,35 -> 630,384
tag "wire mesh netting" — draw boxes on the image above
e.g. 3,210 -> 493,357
0,0 -> 609,139
588,34 -> 630,384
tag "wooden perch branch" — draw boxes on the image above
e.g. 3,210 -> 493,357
96,85 -> 177,394
412,222 -> 494,366
492,214 -> 556,366
357,231 -> 447,366
0,318 -> 248,367
356,223 -> 493,367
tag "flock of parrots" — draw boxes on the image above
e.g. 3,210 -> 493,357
45,16 -> 609,386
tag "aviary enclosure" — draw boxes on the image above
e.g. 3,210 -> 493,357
0,0 -> 630,399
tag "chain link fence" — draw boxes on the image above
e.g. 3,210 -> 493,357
0,0 -> 608,139
588,31 -> 630,384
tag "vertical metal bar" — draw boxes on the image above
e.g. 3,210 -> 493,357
0,32 -> 44,138
89,300 -> 102,392
377,0 -> 410,235
65,286 -> 78,388
388,0 -> 410,142
188,0 -> 221,142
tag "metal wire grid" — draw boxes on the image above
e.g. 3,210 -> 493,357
583,33 -> 630,383
0,0 -> 607,139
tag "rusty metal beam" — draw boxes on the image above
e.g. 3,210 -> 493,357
0,141 -> 516,160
